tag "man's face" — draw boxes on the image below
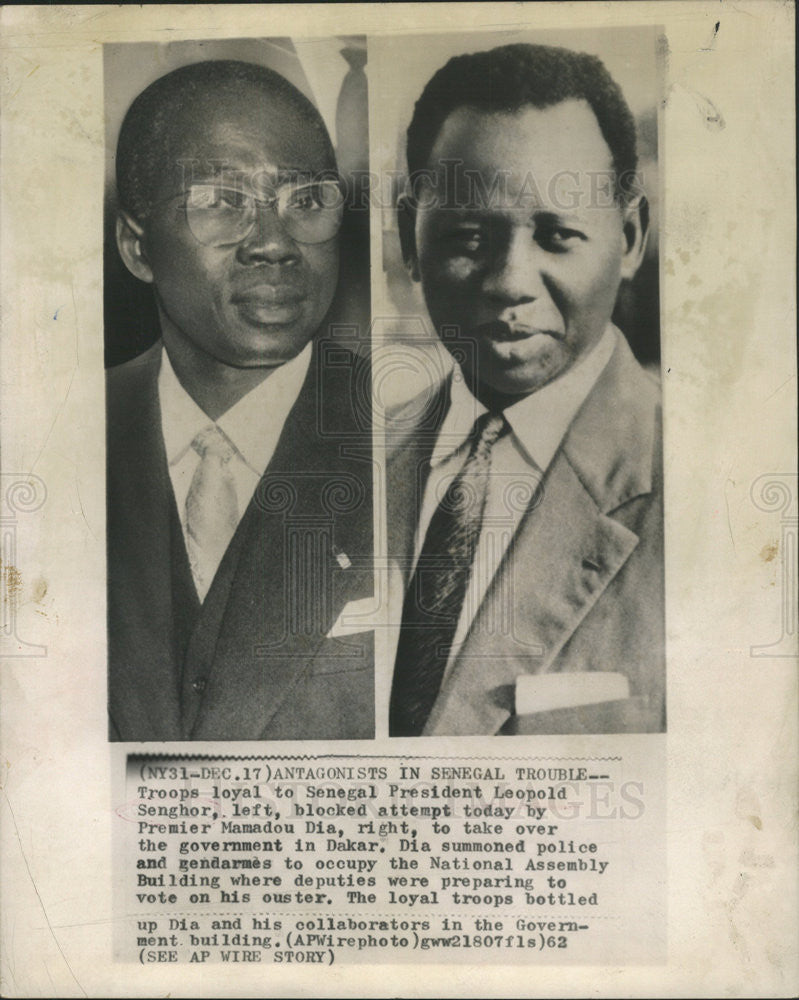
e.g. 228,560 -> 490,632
408,100 -> 644,397
132,86 -> 339,369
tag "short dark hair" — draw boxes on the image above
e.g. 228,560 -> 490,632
116,59 -> 335,221
406,43 -> 639,200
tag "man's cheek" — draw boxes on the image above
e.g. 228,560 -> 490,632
586,248 -> 623,296
421,249 -> 478,285
307,245 -> 339,282
562,259 -> 612,310
442,257 -> 479,283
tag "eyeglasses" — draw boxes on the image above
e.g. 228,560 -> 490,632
172,179 -> 344,247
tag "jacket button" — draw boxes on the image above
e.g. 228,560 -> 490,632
192,678 -> 207,694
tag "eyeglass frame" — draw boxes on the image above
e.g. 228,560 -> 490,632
131,173 -> 346,248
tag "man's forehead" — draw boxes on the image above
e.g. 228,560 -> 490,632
417,100 -> 617,213
427,100 -> 614,176
163,88 -> 331,172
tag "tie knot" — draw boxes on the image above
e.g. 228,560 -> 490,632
473,411 -> 507,450
191,425 -> 236,463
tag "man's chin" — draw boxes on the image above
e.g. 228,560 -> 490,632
473,350 -> 572,399
221,326 -> 316,369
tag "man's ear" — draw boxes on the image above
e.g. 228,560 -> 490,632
397,194 -> 420,282
116,210 -> 154,284
619,195 -> 650,281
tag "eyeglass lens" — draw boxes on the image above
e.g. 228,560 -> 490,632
184,181 -> 344,247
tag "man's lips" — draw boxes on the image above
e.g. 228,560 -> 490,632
231,284 -> 306,307
477,320 -> 564,342
231,285 -> 307,325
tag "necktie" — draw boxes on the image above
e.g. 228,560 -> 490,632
185,425 -> 239,602
390,411 -> 508,736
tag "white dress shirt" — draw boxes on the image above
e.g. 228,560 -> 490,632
158,343 -> 312,580
412,325 -> 618,677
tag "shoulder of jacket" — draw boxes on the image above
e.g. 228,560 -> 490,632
384,380 -> 448,456
106,341 -> 162,385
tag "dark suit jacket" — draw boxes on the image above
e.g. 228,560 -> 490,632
387,333 -> 665,736
107,338 -> 374,741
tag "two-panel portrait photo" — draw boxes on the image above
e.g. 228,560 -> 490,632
3,5 -> 795,996
104,28 -> 665,743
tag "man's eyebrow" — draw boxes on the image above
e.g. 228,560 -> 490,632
275,167 -> 316,180
440,207 -> 589,226
531,209 -> 588,226
187,166 -> 317,185
251,167 -> 320,185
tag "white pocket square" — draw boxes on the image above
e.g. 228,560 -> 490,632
515,672 -> 630,715
326,597 -> 378,638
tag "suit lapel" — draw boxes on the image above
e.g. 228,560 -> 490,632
387,437 -> 431,590
425,453 -> 641,734
426,335 -> 658,736
188,344 -> 373,739
386,382 -> 449,589
107,344 -> 185,739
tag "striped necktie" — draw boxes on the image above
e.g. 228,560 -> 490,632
390,411 -> 508,736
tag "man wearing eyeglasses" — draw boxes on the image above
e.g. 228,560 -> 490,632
107,60 -> 373,741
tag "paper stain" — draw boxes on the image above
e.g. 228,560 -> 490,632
735,788 -> 765,834
740,848 -> 773,868
760,542 -> 778,563
695,91 -> 725,130
0,559 -> 23,604
667,82 -> 726,130
0,565 -> 51,619
701,21 -> 721,52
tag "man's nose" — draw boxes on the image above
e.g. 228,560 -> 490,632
235,200 -> 300,266
481,226 -> 545,304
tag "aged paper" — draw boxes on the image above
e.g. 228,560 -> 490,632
1,2 -> 796,996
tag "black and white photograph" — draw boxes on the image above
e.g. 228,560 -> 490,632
0,3 -> 795,997
103,39 -> 375,741
374,28 -> 665,736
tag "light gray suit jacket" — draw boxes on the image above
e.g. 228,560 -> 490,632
386,334 -> 665,736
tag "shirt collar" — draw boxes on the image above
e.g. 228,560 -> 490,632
429,368 -> 487,467
158,342 -> 313,477
431,324 -> 617,472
